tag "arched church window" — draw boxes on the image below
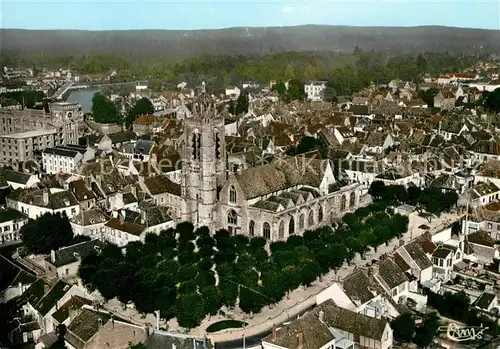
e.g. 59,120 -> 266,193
227,210 -> 238,225
249,220 -> 255,236
263,222 -> 271,240
299,214 -> 305,230
289,217 -> 295,235
229,185 -> 237,203
278,221 -> 285,240
340,195 -> 347,211
350,191 -> 356,208
308,210 -> 315,227
318,206 -> 324,222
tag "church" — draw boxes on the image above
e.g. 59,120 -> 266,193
177,96 -> 362,241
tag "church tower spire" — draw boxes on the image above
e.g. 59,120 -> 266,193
180,95 -> 226,229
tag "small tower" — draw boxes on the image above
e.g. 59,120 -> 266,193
181,95 -> 226,229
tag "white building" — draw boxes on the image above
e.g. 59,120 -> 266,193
45,240 -> 104,278
225,86 -> 241,98
304,81 -> 327,101
7,188 -> 80,220
42,146 -> 84,174
0,208 -> 28,245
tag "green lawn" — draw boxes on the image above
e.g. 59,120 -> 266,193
206,320 -> 247,333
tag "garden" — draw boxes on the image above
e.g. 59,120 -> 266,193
78,204 -> 409,329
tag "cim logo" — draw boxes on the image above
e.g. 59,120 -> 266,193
438,323 -> 489,342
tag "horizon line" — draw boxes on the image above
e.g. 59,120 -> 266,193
1,23 -> 499,32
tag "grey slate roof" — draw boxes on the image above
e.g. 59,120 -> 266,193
235,156 -> 326,200
47,239 -> 104,268
378,258 -> 409,289
2,170 -> 32,184
318,299 -> 388,340
262,309 -> 334,349
473,292 -> 496,310
43,147 -> 80,158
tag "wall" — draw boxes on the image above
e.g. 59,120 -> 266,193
316,283 -> 355,311
86,120 -> 122,135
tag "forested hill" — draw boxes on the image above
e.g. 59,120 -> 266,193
1,25 -> 500,60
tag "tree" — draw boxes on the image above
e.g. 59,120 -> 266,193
127,97 -> 155,125
286,79 -> 305,101
417,54 -> 428,76
484,88 -> 500,113
229,91 -> 249,115
20,212 -> 74,254
201,286 -> 221,316
174,293 -> 205,328
413,312 -> 439,348
391,313 -> 416,342
91,92 -> 121,124
271,81 -> 287,99
78,251 -> 99,290
368,181 -> 386,200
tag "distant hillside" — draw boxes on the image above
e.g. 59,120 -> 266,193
1,25 -> 499,60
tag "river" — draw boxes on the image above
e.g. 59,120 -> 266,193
65,87 -> 102,113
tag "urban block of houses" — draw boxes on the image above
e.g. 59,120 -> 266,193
44,239 -> 104,278
262,299 -> 393,349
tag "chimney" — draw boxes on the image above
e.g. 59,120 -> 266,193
112,210 -> 118,219
50,250 -> 56,264
18,282 -> 23,294
43,190 -> 49,206
297,333 -> 303,349
150,153 -> 157,167
272,324 -> 276,343
318,310 -> 324,323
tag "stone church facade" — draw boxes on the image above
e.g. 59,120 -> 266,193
177,96 -> 361,241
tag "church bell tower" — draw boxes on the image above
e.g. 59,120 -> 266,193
181,95 -> 226,229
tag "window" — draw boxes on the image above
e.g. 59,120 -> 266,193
308,210 -> 315,227
340,195 -> 347,211
350,191 -> 356,208
263,222 -> 271,240
278,220 -> 285,240
392,288 -> 398,297
229,185 -> 237,203
227,210 -> 237,225
249,220 -> 255,236
488,223 -> 493,229
318,206 -> 323,222
289,217 -> 295,235
299,214 -> 305,229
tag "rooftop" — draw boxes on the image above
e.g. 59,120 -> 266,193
0,128 -> 57,139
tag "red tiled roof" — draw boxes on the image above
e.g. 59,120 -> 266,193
133,114 -> 157,125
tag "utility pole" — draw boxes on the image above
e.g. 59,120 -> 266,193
242,323 -> 246,349
154,310 -> 160,331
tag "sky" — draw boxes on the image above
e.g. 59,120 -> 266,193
1,0 -> 499,30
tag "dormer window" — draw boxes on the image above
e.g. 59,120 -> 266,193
229,185 -> 236,203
